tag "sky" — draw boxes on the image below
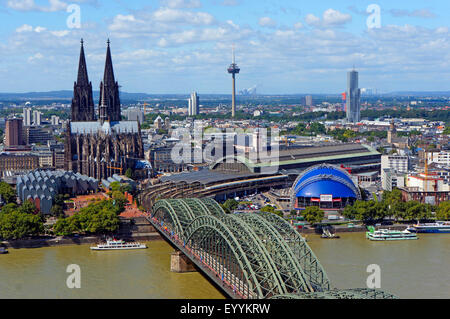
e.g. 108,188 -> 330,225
0,0 -> 449,94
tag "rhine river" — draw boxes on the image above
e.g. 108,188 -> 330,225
1,233 -> 449,299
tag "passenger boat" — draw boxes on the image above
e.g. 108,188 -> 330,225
366,227 -> 418,241
406,221 -> 450,233
90,238 -> 147,250
321,228 -> 340,239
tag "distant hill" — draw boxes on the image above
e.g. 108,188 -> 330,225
383,91 -> 450,97
0,90 -> 449,102
0,90 -> 157,101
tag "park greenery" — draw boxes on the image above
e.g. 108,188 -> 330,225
221,199 -> 239,213
301,206 -> 325,225
0,181 -> 17,204
53,200 -> 122,236
342,188 -> 437,224
443,126 -> 450,135
0,202 -> 44,240
260,205 -> 283,217
436,201 -> 450,221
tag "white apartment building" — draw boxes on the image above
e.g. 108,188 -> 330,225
381,155 -> 409,173
427,151 -> 450,166
23,108 -> 32,126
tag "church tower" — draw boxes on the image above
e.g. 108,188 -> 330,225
71,39 -> 95,122
99,39 -> 121,122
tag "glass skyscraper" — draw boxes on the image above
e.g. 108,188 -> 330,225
346,70 -> 361,123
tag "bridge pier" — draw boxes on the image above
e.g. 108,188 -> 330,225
171,250 -> 197,273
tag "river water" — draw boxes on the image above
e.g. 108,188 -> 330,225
1,233 -> 449,299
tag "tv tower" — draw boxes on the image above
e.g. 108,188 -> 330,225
227,45 -> 240,118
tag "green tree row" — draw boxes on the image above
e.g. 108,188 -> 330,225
53,200 -> 122,236
0,202 -> 44,240
342,189 -> 443,224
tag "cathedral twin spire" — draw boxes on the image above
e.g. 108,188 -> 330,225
71,39 -> 121,123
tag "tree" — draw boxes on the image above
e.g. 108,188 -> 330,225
443,127 -> 450,135
382,189 -> 404,219
341,200 -> 386,224
111,191 -> 128,213
110,181 -> 121,192
53,200 -> 121,236
125,168 -> 134,179
404,201 -> 432,221
51,205 -> 65,217
0,182 -> 17,204
223,199 -> 239,213
19,200 -> 37,215
0,209 -> 44,240
302,206 -> 324,225
436,201 -> 450,220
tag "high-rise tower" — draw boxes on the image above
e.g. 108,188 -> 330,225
71,39 -> 95,122
346,69 -> 361,123
99,39 -> 121,122
227,46 -> 240,118
188,92 -> 200,116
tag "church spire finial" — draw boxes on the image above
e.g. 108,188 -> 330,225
81,38 -> 84,46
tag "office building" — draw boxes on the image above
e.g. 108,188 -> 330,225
188,92 -> 200,116
23,108 -> 32,126
346,70 -> 361,123
4,118 -> 24,148
381,155 -> 409,173
51,115 -> 60,126
305,95 -> 313,107
33,110 -> 42,126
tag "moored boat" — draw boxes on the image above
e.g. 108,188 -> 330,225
366,226 -> 418,241
90,238 -> 147,250
0,247 -> 8,254
407,221 -> 450,233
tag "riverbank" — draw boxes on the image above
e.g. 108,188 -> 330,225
1,216 -> 163,249
1,232 -> 163,249
298,224 -> 408,234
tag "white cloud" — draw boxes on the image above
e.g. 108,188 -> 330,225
305,14 -> 321,27
390,9 -> 437,19
28,52 -> 44,63
7,0 -> 36,11
294,22 -> 304,30
16,24 -> 33,33
7,0 -> 98,12
160,0 -> 202,9
7,0 -> 68,12
152,8 -> 214,25
51,30 -> 70,37
34,26 -> 47,33
258,17 -> 276,28
305,9 -> 352,28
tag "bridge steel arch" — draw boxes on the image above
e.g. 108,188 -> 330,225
235,213 -> 314,293
255,211 -> 331,291
270,288 -> 398,299
185,214 -> 290,299
184,214 -> 264,299
149,198 -> 397,299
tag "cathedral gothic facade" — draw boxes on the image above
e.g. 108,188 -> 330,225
64,40 -> 144,181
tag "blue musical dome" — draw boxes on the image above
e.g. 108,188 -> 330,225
290,164 -> 361,209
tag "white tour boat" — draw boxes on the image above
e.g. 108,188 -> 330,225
90,238 -> 147,250
366,227 -> 418,241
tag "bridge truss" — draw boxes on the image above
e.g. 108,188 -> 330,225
148,198 -> 397,300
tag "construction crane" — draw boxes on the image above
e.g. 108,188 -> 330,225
143,102 -> 149,117
424,155 -> 429,193
107,166 -> 123,175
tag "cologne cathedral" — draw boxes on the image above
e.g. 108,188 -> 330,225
64,39 -> 144,181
